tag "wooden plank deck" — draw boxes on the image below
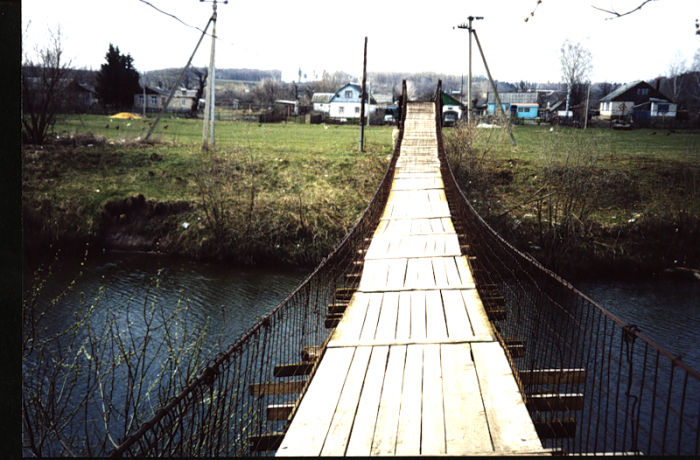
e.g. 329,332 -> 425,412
276,102 -> 548,456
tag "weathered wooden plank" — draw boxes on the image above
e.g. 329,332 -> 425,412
396,291 -> 411,340
330,293 -> 370,343
375,292 -> 399,341
249,380 -> 306,397
441,289 -> 473,339
533,418 -> 577,439
386,258 -> 408,291
456,256 -> 477,288
471,342 -> 544,453
441,343 -> 493,454
396,344 -> 423,455
519,368 -> 587,386
417,257 -> 436,289
250,433 -> 284,452
526,393 -> 585,412
410,290 -> 427,340
444,256 -> 463,287
404,258 -> 420,289
326,336 -> 494,348
267,403 -> 294,421
422,344 -> 446,455
276,347 -> 355,456
359,293 -> 383,341
320,346 -> 373,455
345,346 -> 390,456
370,345 -> 407,456
425,290 -> 448,340
432,256 -> 449,287
461,289 -> 493,337
273,362 -> 315,378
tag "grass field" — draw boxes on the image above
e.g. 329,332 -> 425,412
444,122 -> 700,278
23,113 -> 395,264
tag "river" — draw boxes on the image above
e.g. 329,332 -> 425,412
22,251 -> 700,455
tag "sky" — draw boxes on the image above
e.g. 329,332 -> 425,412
22,0 -> 700,86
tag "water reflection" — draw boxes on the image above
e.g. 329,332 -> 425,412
576,278 -> 700,371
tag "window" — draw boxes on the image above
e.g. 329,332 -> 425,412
637,88 -> 649,96
339,106 -> 345,114
344,90 -> 352,98
518,107 -> 524,113
138,95 -> 144,104
150,96 -> 157,105
355,107 -> 360,114
181,98 -> 187,107
658,104 -> 669,113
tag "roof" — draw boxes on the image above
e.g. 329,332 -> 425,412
332,83 -> 377,104
487,92 -> 538,104
600,80 -> 674,103
312,93 -> 334,103
441,92 -> 461,106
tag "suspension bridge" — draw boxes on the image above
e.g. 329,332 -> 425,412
110,82 -> 700,457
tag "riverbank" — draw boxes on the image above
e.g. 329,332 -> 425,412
444,123 -> 700,281
22,116 -> 394,267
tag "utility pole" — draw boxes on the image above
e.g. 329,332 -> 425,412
456,16 -> 482,124
359,36 -> 368,152
144,15 -> 213,142
472,29 -> 517,146
201,0 -> 227,152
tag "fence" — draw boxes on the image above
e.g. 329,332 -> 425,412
107,82 -> 408,457
434,82 -> 700,456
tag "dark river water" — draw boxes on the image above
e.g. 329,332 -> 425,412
22,251 -> 700,454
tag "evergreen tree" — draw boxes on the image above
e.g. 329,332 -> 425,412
95,44 -> 141,109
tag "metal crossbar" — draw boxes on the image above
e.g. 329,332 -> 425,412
110,81 -> 699,456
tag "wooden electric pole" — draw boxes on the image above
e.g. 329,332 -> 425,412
456,16 -> 482,124
359,36 -> 367,153
472,29 -> 517,147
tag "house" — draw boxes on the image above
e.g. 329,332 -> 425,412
599,80 -> 676,122
441,92 -> 463,117
134,86 -> 199,113
487,92 -> 539,119
372,93 -> 394,109
311,93 -> 334,113
328,83 -> 377,120
65,80 -> 97,112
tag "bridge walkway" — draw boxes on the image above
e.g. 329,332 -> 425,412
277,102 -> 549,456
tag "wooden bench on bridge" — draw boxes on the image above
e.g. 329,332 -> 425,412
272,102 -> 555,456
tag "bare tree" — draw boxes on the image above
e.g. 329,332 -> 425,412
22,24 -> 72,144
663,51 -> 688,102
515,80 -> 536,92
560,38 -> 593,109
190,67 -> 207,117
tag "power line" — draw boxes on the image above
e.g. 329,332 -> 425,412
136,0 -> 215,38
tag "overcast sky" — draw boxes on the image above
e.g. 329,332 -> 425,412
22,0 -> 700,85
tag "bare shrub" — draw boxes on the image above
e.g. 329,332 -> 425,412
22,251 -> 224,456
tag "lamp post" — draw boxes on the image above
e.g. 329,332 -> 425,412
456,16 -> 483,124
200,0 -> 227,151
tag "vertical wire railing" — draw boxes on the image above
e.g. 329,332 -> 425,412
108,82 -> 409,457
434,80 -> 700,456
